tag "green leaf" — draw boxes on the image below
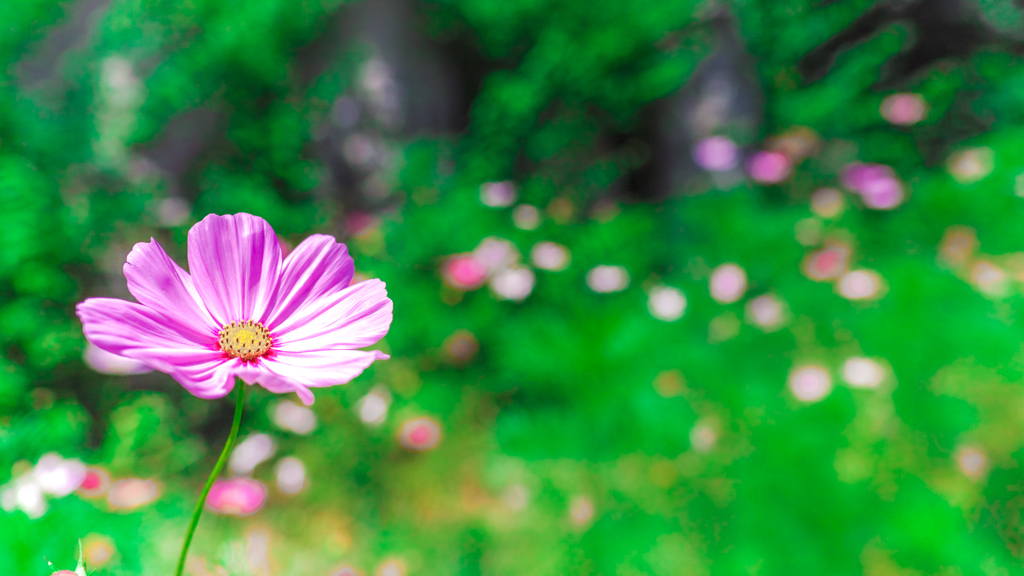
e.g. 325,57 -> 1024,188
75,539 -> 87,576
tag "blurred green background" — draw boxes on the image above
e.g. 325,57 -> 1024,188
4,0 -> 1024,573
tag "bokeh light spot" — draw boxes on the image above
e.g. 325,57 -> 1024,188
33,453 -> 86,497
747,150 -> 791,184
693,136 -> 739,172
586,265 -> 629,293
442,330 -> 479,366
956,445 -> 988,481
229,434 -> 276,475
789,366 -> 832,403
690,420 -> 718,453
842,357 -> 885,389
569,495 -> 595,527
838,270 -> 884,301
971,260 -> 1009,297
377,558 -> 407,576
512,204 -> 541,230
490,266 -> 535,301
948,147 -> 994,184
653,370 -> 686,398
276,457 -> 307,495
709,263 -> 746,304
880,93 -> 926,125
358,387 -> 392,425
745,294 -> 787,331
531,241 -> 571,271
480,181 -> 517,207
206,477 -> 267,516
803,244 -> 850,282
107,478 -> 159,510
647,285 -> 687,322
810,188 -> 845,219
78,467 -> 112,498
82,533 -> 117,569
399,417 -> 441,451
443,255 -> 488,290
272,401 -> 318,435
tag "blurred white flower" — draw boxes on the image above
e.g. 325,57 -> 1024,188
956,445 -> 988,481
1,476 -> 46,518
513,204 -> 541,230
710,263 -> 747,304
838,270 -> 884,301
948,147 -> 994,184
273,401 -> 318,435
689,421 -> 718,453
531,242 -> 570,271
230,434 -> 276,475
33,453 -> 86,497
586,265 -> 629,293
276,457 -> 307,495
107,478 -> 160,510
842,357 -> 885,389
490,266 -> 535,301
473,237 -> 520,274
647,286 -> 687,321
789,366 -> 832,403
480,181 -> 517,207
357,387 -> 391,425
745,294 -> 787,331
880,93 -> 926,126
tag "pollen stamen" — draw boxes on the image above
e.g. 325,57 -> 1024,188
218,320 -> 272,362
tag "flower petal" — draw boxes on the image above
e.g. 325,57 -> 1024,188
264,234 -> 354,331
76,298 -> 222,376
124,238 -> 219,341
187,213 -> 282,325
234,363 -> 316,406
170,357 -> 239,399
273,279 -> 393,351
255,349 -> 389,405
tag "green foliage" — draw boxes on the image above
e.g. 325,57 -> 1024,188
3,0 -> 1024,574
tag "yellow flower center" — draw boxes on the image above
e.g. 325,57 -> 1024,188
218,320 -> 272,362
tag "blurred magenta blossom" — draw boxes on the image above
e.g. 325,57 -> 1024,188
747,150 -> 791,183
206,477 -> 267,516
841,163 -> 905,210
77,213 -> 393,405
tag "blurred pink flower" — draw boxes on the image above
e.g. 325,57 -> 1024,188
443,255 -> 489,290
803,244 -> 850,281
859,177 -> 904,210
206,477 -> 267,516
693,136 -> 739,171
399,417 -> 441,451
77,467 -> 112,498
77,213 -> 393,405
841,163 -> 905,210
880,93 -> 926,126
747,151 -> 791,184
841,163 -> 892,191
107,478 -> 159,510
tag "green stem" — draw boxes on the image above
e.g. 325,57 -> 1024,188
174,380 -> 246,576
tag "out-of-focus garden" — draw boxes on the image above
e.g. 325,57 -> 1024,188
5,0 -> 1024,573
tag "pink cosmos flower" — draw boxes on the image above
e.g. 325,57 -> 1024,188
399,417 -> 441,451
206,477 -> 267,516
76,213 -> 393,405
